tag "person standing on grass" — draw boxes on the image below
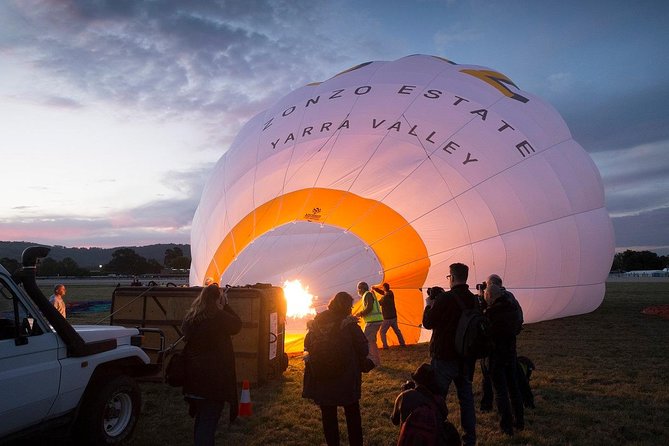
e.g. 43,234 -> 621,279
182,284 -> 242,446
354,281 -> 383,366
422,263 -> 477,446
49,284 -> 67,318
372,282 -> 406,349
478,273 -> 524,413
483,283 -> 524,436
303,291 -> 369,446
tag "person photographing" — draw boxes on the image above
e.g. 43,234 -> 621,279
181,284 -> 242,446
422,263 -> 478,446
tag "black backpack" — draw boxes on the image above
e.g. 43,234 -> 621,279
516,355 -> 536,408
454,294 -> 493,359
165,351 -> 186,387
164,336 -> 187,387
397,392 -> 461,446
306,320 -> 346,380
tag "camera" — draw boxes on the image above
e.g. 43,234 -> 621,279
427,286 -> 445,298
476,282 -> 487,291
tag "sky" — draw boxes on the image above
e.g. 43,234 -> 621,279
1,0 -> 668,255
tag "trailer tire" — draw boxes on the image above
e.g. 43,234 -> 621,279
74,375 -> 141,445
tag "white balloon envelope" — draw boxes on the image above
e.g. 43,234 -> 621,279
190,55 -> 615,352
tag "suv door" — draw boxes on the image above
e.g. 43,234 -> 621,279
0,277 -> 61,437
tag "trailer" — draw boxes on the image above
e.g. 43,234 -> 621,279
110,283 -> 289,386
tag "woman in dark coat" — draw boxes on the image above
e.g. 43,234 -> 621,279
302,291 -> 369,446
182,284 -> 242,446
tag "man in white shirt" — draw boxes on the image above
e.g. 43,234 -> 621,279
49,284 -> 67,318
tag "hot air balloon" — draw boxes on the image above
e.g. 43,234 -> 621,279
189,55 -> 614,353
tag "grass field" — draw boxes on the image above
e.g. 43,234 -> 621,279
27,281 -> 669,445
125,281 -> 668,446
37,283 -> 119,325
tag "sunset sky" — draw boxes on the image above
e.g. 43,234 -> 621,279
1,0 -> 668,254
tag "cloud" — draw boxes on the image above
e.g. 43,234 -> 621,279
433,26 -> 484,51
2,0 -> 665,257
0,200 -> 192,249
110,198 -> 196,229
0,0 -> 394,174
546,72 -> 574,94
552,78 -> 669,154
611,206 -> 669,256
1,1 -> 378,125
591,140 -> 669,215
159,165 -> 213,198
0,160 -> 215,248
43,95 -> 84,108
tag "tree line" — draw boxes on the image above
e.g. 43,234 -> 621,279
0,247 -> 190,276
3,247 -> 666,277
611,249 -> 668,272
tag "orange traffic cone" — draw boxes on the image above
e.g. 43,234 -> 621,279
238,379 -> 253,417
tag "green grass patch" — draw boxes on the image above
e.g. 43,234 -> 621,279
36,283 -> 118,325
21,281 -> 669,445
37,284 -> 118,303
127,282 -> 669,445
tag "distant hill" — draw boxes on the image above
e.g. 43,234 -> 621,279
0,241 -> 191,269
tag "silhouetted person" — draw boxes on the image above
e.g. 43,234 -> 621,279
182,284 -> 242,446
372,282 -> 406,349
478,274 -> 523,412
422,263 -> 477,446
484,283 -> 524,436
303,292 -> 369,446
354,281 -> 383,366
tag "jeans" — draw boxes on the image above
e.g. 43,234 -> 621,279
363,321 -> 382,366
480,357 -> 494,409
193,399 -> 224,446
431,357 -> 476,446
379,318 -> 406,348
490,353 -> 524,433
320,403 -> 363,446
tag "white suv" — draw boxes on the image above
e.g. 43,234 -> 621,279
0,247 -> 157,444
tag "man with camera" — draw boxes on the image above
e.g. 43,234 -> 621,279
481,280 -> 525,436
477,274 -> 524,413
422,263 -> 478,446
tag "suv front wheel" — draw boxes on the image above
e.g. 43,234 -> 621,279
75,375 -> 141,445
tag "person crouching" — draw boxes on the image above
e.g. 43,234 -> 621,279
391,363 -> 461,445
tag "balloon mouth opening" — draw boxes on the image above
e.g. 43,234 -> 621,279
218,220 -> 383,316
